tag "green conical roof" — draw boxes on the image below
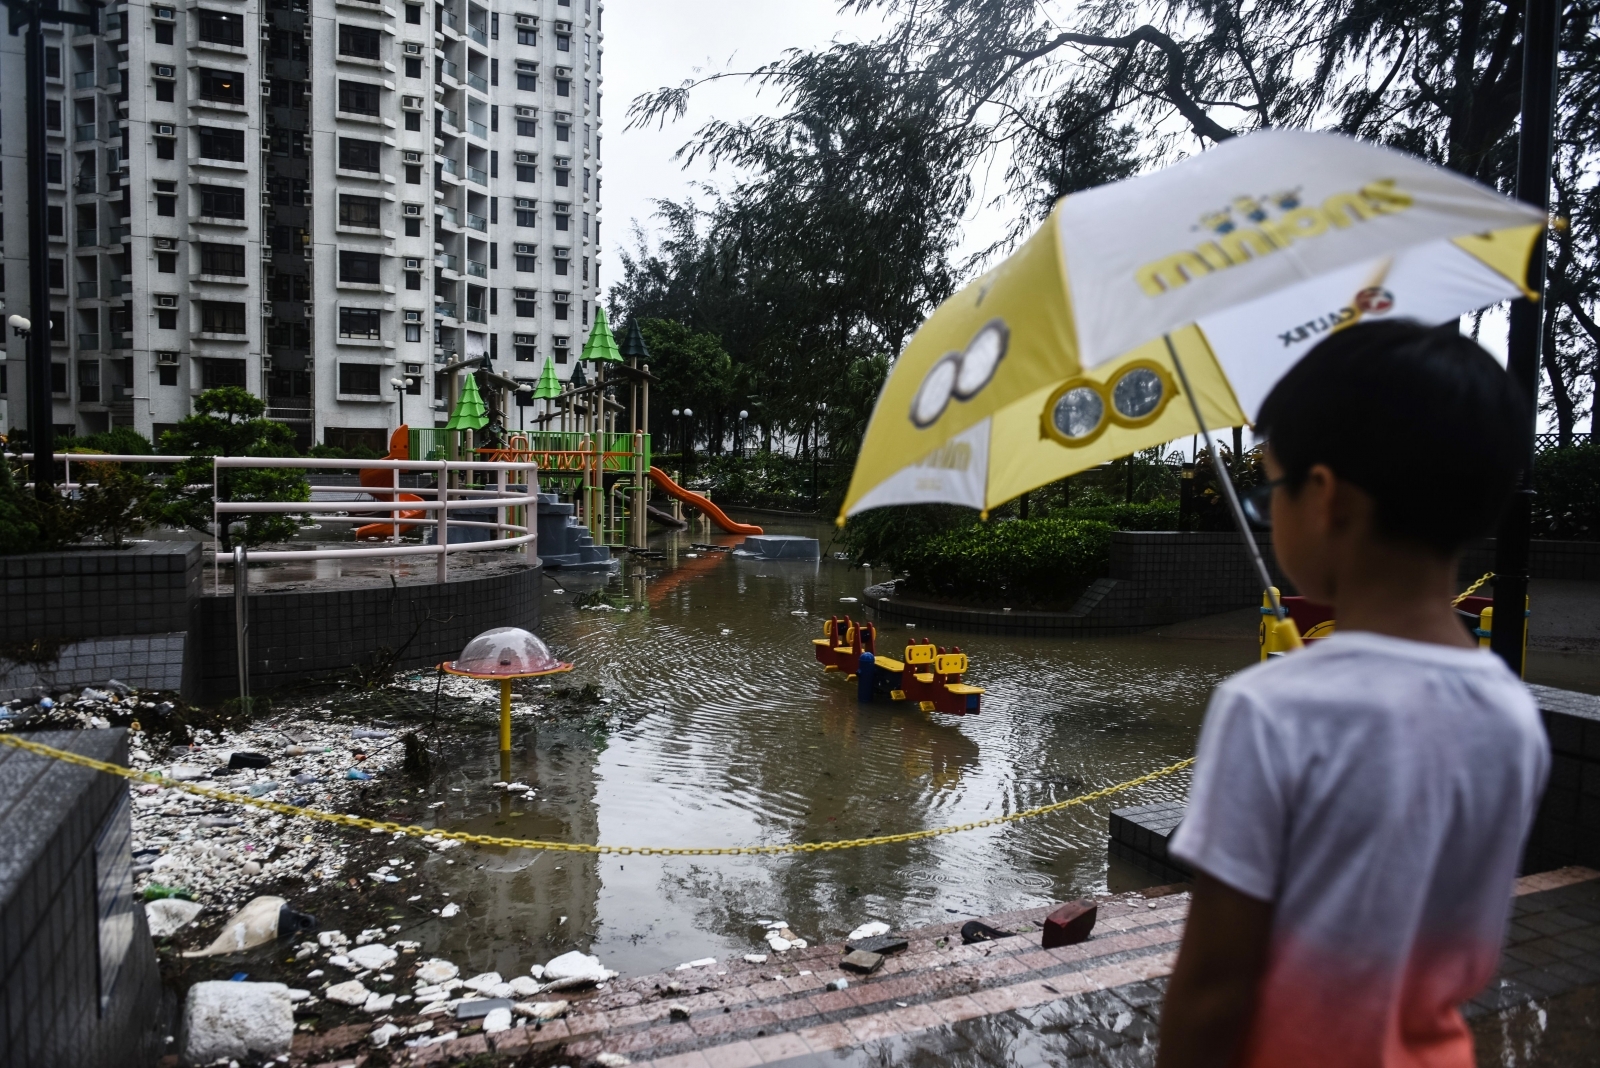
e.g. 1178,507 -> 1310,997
620,318 -> 651,362
533,357 -> 562,400
444,371 -> 489,430
580,305 -> 622,363
569,362 -> 589,389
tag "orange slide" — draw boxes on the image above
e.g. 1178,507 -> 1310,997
355,425 -> 427,539
648,467 -> 763,535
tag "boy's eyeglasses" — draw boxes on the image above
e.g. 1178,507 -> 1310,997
1241,478 -> 1287,528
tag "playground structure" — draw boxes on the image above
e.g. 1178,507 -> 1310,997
360,310 -> 761,549
1258,583 -> 1528,669
812,617 -> 985,715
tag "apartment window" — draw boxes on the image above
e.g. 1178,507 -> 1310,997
582,256 -> 589,282
155,137 -> 176,160
159,364 -> 178,386
338,80 -> 381,116
339,307 -> 382,339
516,117 -> 536,137
155,79 -> 174,102
201,301 -> 246,334
48,206 -> 64,236
48,259 -> 65,289
197,9 -> 244,46
555,212 -> 569,232
339,363 -> 381,394
405,111 -> 421,131
338,137 -> 382,172
515,250 -> 536,272
339,194 -> 382,229
197,125 -> 246,162
491,59 -> 499,87
554,255 -> 568,276
156,308 -> 178,329
517,62 -> 537,92
45,99 -> 61,131
583,167 -> 590,193
517,27 -> 536,45
405,56 -> 422,78
555,78 -> 570,98
200,242 -> 245,276
555,123 -> 569,142
405,269 -> 421,290
583,80 -> 590,104
489,243 -> 498,269
154,21 -> 173,45
554,301 -> 568,321
339,250 -> 382,284
489,151 -> 499,179
515,342 -> 536,361
405,164 -> 422,184
199,184 -> 246,218
156,194 -> 177,217
554,167 -> 569,188
271,274 -> 309,300
47,153 -> 63,185
405,3 -> 421,23
405,322 -> 422,342
556,32 -> 569,51
516,163 -> 537,183
515,199 -> 536,227
404,217 -> 421,237
157,252 -> 177,273
338,24 -> 381,59
198,68 -> 244,104
201,358 -> 247,388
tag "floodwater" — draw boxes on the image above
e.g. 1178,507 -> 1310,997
408,514 -> 1257,980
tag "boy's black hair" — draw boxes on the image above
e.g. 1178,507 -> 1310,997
1255,319 -> 1528,557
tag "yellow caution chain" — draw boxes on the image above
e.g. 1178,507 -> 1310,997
0,732 -> 1193,857
1453,572 -> 1494,607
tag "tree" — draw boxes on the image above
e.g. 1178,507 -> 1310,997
636,319 -> 735,453
150,387 -> 309,550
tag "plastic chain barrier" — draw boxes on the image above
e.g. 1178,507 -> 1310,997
0,732 -> 1193,857
1452,572 -> 1495,607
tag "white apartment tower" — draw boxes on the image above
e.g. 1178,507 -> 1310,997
0,0 -> 603,451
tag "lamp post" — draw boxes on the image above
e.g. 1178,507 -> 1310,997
390,376 -> 410,428
681,407 -> 693,476
812,402 -> 826,506
737,409 -> 749,458
516,383 -> 532,432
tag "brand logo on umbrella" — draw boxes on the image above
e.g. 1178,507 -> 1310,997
1138,180 -> 1414,297
909,319 -> 1010,428
1276,287 -> 1398,348
1353,286 -> 1394,313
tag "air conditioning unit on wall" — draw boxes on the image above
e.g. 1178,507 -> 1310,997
155,295 -> 178,308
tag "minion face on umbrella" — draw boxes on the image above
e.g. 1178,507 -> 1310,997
840,129 -> 1548,523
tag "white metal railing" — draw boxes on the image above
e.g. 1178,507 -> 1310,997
10,453 -> 540,587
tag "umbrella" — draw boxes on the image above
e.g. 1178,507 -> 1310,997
444,371 -> 489,431
581,304 -> 622,363
839,129 -> 1547,633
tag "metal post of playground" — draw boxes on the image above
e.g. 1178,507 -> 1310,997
436,459 -> 450,584
233,545 -> 249,708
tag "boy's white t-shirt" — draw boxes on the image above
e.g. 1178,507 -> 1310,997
1169,631 -> 1548,1068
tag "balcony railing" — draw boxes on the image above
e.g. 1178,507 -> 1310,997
466,71 -> 487,93
436,253 -> 459,271
111,334 -> 134,349
439,9 -> 458,30
76,228 -> 99,247
438,155 -> 459,175
80,384 -> 101,402
78,333 -> 100,350
105,121 -> 120,139
73,70 -> 96,89
75,173 -> 97,193
438,108 -> 459,130
467,165 -> 487,185
77,280 -> 98,298
439,205 -> 459,226
467,26 -> 487,46
466,259 -> 487,278
111,384 -> 134,402
108,225 -> 130,241
434,301 -> 458,318
466,212 -> 487,232
467,119 -> 488,139
464,306 -> 486,323
109,279 -> 132,296
439,59 -> 459,80
74,123 -> 96,142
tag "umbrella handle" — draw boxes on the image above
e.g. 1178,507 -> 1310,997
1163,334 -> 1289,623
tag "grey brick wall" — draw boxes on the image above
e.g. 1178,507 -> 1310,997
196,564 -> 542,702
1525,685 -> 1600,873
1461,539 -> 1600,582
0,634 -> 189,703
0,730 -> 161,1068
0,543 -> 202,645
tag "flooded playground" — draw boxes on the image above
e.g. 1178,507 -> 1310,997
391,514 -> 1250,981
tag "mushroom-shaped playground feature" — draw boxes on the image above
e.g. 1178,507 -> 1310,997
441,627 -> 573,751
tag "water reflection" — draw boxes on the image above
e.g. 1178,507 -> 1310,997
414,516 -> 1251,979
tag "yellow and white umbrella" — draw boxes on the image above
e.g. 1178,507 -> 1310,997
840,129 -> 1548,521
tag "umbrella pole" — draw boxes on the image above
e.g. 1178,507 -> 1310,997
1162,335 -> 1291,626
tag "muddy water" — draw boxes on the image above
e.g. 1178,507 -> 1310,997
412,514 -> 1255,981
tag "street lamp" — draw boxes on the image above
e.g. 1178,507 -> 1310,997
681,407 -> 694,475
737,409 -> 749,457
812,402 -> 827,506
516,383 -> 532,432
390,376 -> 410,427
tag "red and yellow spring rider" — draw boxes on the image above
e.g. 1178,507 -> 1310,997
812,616 -> 984,715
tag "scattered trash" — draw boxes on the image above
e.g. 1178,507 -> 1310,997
346,768 -> 373,781
351,729 -> 391,739
847,933 -> 909,956
182,981 -> 296,1064
541,950 -> 617,987
325,980 -> 370,1006
482,1006 -> 513,1033
675,957 -> 717,971
370,1022 -> 403,1048
669,1006 -> 691,1022
847,921 -> 890,941
415,958 -> 459,984
840,949 -> 884,975
742,953 -> 768,964
183,896 -> 308,958
1041,900 -> 1097,948
826,978 -> 849,992
455,998 -> 514,1021
229,751 -> 272,769
513,1001 -> 569,1021
347,943 -> 398,971
145,897 -> 204,938
839,597 -> 858,603
439,902 -> 461,918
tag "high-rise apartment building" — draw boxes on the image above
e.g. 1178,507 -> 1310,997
0,0 -> 602,451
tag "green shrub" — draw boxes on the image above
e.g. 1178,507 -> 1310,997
898,517 -> 1117,608
1533,443 -> 1600,540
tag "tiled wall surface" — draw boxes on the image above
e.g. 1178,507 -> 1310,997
0,543 -> 202,645
0,730 -> 160,1068
1462,539 -> 1600,582
195,564 -> 541,701
0,633 -> 189,702
1526,685 -> 1600,873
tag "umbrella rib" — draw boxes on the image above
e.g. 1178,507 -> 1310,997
1162,333 -> 1287,621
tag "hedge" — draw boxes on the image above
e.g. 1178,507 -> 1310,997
897,516 -> 1117,608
